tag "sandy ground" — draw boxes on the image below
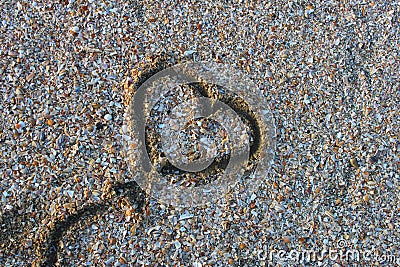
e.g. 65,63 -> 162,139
0,0 -> 399,266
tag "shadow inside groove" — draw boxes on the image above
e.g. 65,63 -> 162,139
42,203 -> 107,266
41,181 -> 146,267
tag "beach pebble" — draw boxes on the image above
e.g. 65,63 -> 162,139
70,26 -> 80,34
104,114 -> 113,121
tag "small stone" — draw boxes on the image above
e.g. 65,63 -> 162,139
70,26 -> 80,35
350,158 -> 359,168
174,240 -> 181,249
104,114 -> 112,121
179,213 -> 194,221
66,190 -> 74,198
16,2 -> 23,11
47,119 -> 54,126
15,122 -> 25,130
121,124 -> 128,134
274,203 -> 285,213
183,50 -> 196,57
105,256 -> 114,266
265,70 -> 273,78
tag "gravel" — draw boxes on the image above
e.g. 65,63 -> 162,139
0,0 -> 399,266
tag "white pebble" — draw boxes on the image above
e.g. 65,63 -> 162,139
174,240 -> 181,249
104,114 -> 112,121
179,213 -> 194,221
105,256 -> 114,266
70,26 -> 80,33
183,50 -> 196,57
66,190 -> 74,198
